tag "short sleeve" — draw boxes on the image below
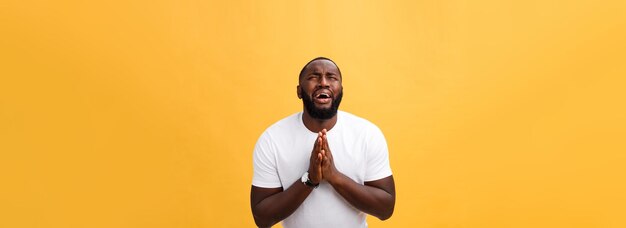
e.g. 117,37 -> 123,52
364,125 -> 393,182
252,131 -> 283,188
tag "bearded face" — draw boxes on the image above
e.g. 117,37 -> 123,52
297,59 -> 343,120
300,87 -> 343,120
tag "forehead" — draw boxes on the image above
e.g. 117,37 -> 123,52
304,60 -> 340,74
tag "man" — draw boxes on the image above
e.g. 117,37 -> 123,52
250,57 -> 395,228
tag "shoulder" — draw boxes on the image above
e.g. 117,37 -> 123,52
259,112 -> 302,139
254,112 -> 301,154
339,111 -> 383,134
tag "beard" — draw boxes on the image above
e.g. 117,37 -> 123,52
301,89 -> 343,120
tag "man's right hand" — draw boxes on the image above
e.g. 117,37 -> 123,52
308,132 -> 323,184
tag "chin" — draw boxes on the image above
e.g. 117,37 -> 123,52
315,104 -> 333,109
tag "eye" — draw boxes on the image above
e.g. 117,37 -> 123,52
308,74 -> 321,80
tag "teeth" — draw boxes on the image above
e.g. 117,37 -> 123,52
316,93 -> 329,98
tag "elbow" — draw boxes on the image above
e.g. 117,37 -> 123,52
253,219 -> 272,228
252,208 -> 277,228
252,216 -> 274,228
377,209 -> 394,221
376,202 -> 395,221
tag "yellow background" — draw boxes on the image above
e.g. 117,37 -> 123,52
1,0 -> 625,227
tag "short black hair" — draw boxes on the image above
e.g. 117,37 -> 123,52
298,57 -> 342,81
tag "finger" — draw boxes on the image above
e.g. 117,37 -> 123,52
322,134 -> 330,152
318,160 -> 323,178
323,141 -> 332,160
314,136 -> 321,151
318,136 -> 323,149
317,153 -> 322,163
322,149 -> 330,166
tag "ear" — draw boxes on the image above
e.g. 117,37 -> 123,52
296,85 -> 301,99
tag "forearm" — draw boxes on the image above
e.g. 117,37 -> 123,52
252,181 -> 313,227
329,174 -> 395,220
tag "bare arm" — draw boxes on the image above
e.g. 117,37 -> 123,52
320,130 -> 396,220
250,134 -> 325,228
328,174 -> 396,220
250,182 -> 312,228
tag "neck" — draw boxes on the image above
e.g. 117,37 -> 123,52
302,110 -> 338,133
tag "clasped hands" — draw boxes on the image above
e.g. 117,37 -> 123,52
308,129 -> 340,185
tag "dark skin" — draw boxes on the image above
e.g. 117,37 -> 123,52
250,60 -> 396,228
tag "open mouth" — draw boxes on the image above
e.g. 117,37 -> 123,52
314,92 -> 332,104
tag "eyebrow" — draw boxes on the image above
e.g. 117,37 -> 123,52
307,69 -> 340,77
310,70 -> 337,74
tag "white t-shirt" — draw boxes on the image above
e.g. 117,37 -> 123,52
252,111 -> 392,228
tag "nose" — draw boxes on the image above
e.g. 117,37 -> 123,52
317,76 -> 329,88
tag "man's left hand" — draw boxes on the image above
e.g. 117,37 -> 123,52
320,129 -> 341,184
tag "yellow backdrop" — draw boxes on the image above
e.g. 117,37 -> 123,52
2,0 -> 625,227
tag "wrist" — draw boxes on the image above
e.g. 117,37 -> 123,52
326,172 -> 342,186
301,172 -> 319,188
307,168 -> 320,184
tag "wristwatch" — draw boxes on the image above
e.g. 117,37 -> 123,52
301,172 -> 319,188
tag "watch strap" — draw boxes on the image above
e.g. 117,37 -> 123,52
302,172 -> 319,188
